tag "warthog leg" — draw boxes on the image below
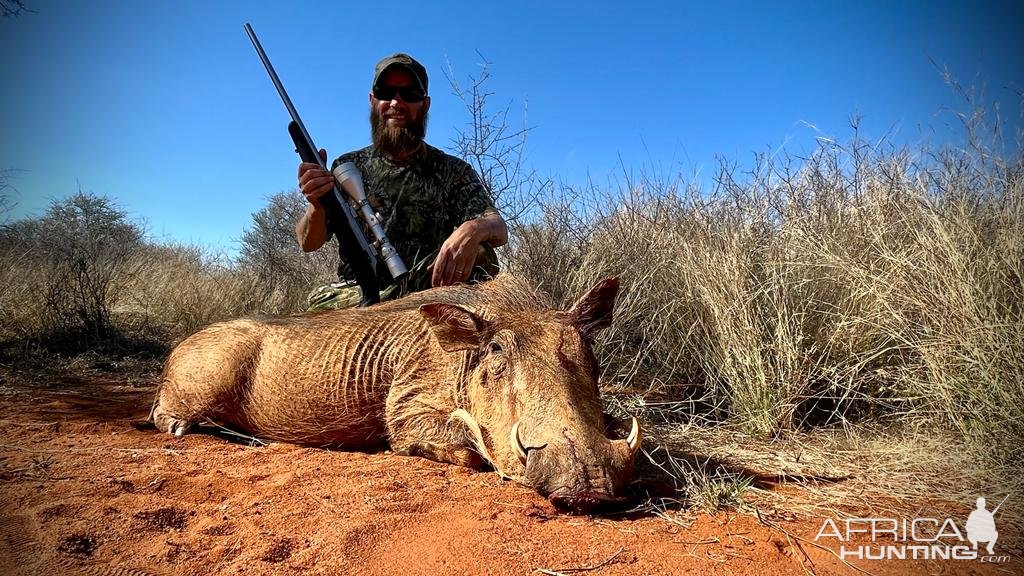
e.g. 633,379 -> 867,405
386,407 -> 491,471
394,440 -> 485,469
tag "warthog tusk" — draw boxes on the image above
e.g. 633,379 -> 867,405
449,408 -> 516,480
626,416 -> 642,454
511,421 -> 528,465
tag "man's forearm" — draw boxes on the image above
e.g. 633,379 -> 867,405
296,203 -> 329,252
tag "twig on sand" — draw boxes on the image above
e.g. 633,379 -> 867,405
0,443 -> 182,456
756,508 -> 876,576
535,546 -> 626,575
199,418 -> 269,447
783,531 -> 816,576
673,537 -> 719,545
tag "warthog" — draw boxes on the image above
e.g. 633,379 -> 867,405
150,275 -> 641,512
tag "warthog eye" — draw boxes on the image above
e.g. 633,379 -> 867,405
486,341 -> 507,377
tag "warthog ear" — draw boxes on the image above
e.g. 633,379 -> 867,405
567,276 -> 620,336
419,303 -> 490,352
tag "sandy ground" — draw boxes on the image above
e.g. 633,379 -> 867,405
0,363 -> 1017,575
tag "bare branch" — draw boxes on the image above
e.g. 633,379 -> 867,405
1,0 -> 35,17
443,53 -> 551,227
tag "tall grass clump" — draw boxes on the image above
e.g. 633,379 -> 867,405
115,243 -> 254,340
505,122 -> 1022,460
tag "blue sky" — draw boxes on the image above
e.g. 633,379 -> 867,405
1,1 -> 1021,255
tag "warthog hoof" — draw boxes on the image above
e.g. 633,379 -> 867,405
150,402 -> 193,438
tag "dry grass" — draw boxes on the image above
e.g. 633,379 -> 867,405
0,190 -> 337,351
510,125 -> 1022,472
657,423 -> 1021,525
114,243 -> 255,341
531,110 -> 1023,519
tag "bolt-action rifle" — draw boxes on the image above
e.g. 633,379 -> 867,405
244,23 -> 407,306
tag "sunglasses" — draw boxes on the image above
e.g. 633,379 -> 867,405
372,84 -> 426,103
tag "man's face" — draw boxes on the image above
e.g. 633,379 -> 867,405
370,68 -> 430,157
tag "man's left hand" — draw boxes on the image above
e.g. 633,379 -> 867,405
431,220 -> 482,287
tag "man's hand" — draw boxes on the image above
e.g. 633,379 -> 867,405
295,148 -> 331,252
432,220 -> 483,287
431,210 -> 508,287
298,148 -> 333,206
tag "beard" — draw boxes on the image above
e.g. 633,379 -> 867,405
370,105 -> 428,158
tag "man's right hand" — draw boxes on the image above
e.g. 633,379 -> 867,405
295,148 -> 332,252
298,148 -> 333,206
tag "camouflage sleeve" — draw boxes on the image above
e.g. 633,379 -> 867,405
449,158 -> 497,224
329,151 -> 357,171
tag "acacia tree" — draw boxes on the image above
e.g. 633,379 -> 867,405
44,193 -> 144,341
0,192 -> 146,345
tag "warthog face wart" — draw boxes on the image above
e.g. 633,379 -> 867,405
151,275 -> 640,514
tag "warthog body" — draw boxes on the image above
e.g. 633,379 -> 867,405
151,275 -> 640,512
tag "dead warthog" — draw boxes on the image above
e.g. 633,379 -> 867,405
150,275 -> 641,512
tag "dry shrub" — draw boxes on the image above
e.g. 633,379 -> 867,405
119,191 -> 339,342
0,225 -> 50,341
236,190 -> 339,314
0,190 -> 338,349
0,193 -> 145,348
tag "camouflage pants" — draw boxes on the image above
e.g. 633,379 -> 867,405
306,245 -> 499,313
306,282 -> 364,312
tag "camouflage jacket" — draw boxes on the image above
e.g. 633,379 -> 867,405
325,143 -> 498,296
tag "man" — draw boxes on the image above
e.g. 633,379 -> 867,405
965,496 -> 999,555
296,53 -> 508,311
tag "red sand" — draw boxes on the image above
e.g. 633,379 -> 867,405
0,366 -> 1012,575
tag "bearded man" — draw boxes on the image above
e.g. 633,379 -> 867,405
295,53 -> 508,311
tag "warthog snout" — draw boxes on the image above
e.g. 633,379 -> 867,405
512,416 -> 642,513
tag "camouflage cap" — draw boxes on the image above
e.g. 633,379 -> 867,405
373,53 -> 428,94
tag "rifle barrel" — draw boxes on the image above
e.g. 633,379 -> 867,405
243,23 -> 325,171
243,23 -> 381,303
